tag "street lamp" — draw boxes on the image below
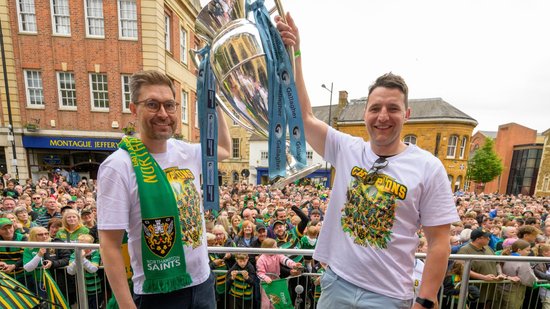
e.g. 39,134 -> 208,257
0,20 -> 19,180
321,82 -> 333,186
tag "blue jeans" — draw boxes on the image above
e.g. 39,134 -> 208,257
133,273 -> 216,309
317,267 -> 412,309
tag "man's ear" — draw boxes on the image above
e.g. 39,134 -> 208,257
404,107 -> 411,121
129,103 -> 137,116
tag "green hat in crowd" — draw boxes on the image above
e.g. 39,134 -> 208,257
0,218 -> 14,228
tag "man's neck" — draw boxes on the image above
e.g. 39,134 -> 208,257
141,136 -> 168,154
371,141 -> 408,158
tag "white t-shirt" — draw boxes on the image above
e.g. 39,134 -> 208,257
313,127 -> 459,300
97,139 -> 209,295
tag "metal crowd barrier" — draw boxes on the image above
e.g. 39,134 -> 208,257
2,242 -> 550,309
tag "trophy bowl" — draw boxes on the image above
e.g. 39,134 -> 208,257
195,0 -> 321,189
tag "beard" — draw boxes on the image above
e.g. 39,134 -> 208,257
140,117 -> 176,140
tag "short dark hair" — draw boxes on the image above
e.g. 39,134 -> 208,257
367,72 -> 409,109
517,225 -> 541,238
47,217 -> 62,230
130,70 -> 175,103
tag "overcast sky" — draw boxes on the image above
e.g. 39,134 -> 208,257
200,0 -> 550,133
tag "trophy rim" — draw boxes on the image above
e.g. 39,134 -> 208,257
270,163 -> 322,190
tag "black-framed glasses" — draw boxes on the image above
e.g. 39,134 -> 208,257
365,157 -> 389,184
134,99 -> 179,114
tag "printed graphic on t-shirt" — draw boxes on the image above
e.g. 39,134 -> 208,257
341,166 -> 407,249
165,167 -> 202,249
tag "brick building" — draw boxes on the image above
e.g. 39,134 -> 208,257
335,95 -> 478,192
469,123 -> 546,196
536,128 -> 550,197
0,0 -> 202,180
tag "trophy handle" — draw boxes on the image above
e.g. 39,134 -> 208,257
189,48 -> 203,72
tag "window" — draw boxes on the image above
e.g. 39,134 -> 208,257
24,70 -> 44,107
260,151 -> 268,160
57,72 -> 76,109
446,135 -> 458,158
89,73 -> 109,110
118,0 -> 137,39
179,27 -> 187,63
164,13 -> 171,51
459,136 -> 468,159
543,175 -> 550,192
232,138 -> 240,158
181,91 -> 188,123
51,0 -> 70,35
85,0 -> 104,37
403,135 -> 417,145
121,74 -> 131,112
455,175 -> 463,191
306,151 -> 313,160
17,0 -> 37,33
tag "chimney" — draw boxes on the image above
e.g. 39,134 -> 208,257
338,91 -> 348,109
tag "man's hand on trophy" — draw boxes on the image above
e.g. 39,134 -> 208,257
275,13 -> 300,50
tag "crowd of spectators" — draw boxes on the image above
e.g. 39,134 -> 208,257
0,171 -> 99,307
1,169 -> 550,308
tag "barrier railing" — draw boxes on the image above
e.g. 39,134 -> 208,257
2,241 -> 550,309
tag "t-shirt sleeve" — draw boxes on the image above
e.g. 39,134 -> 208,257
97,152 -> 133,230
418,160 -> 460,226
324,126 -> 360,167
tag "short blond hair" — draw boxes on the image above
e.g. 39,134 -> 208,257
77,234 -> 94,243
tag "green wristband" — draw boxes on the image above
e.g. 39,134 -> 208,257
294,50 -> 301,58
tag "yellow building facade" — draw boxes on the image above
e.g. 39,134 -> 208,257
335,97 -> 477,191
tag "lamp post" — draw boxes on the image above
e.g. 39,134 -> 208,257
321,82 -> 333,187
0,20 -> 19,180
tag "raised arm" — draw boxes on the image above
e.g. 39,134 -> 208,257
276,13 -> 329,157
217,106 -> 231,160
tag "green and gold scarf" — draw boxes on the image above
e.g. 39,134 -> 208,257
119,137 -> 191,293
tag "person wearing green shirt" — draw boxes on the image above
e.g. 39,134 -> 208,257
56,209 -> 90,242
0,217 -> 27,282
22,226 -> 52,298
67,234 -> 102,309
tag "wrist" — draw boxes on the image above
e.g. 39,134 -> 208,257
415,296 -> 435,308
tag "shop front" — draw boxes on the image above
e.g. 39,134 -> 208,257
22,136 -> 121,182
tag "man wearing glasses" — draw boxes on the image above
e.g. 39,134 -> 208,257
98,70 -> 231,308
276,14 -> 459,309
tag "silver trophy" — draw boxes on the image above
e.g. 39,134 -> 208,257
192,0 -> 321,189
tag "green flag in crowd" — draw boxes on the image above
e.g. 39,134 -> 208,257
0,271 -> 40,308
261,278 -> 293,309
43,269 -> 70,309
